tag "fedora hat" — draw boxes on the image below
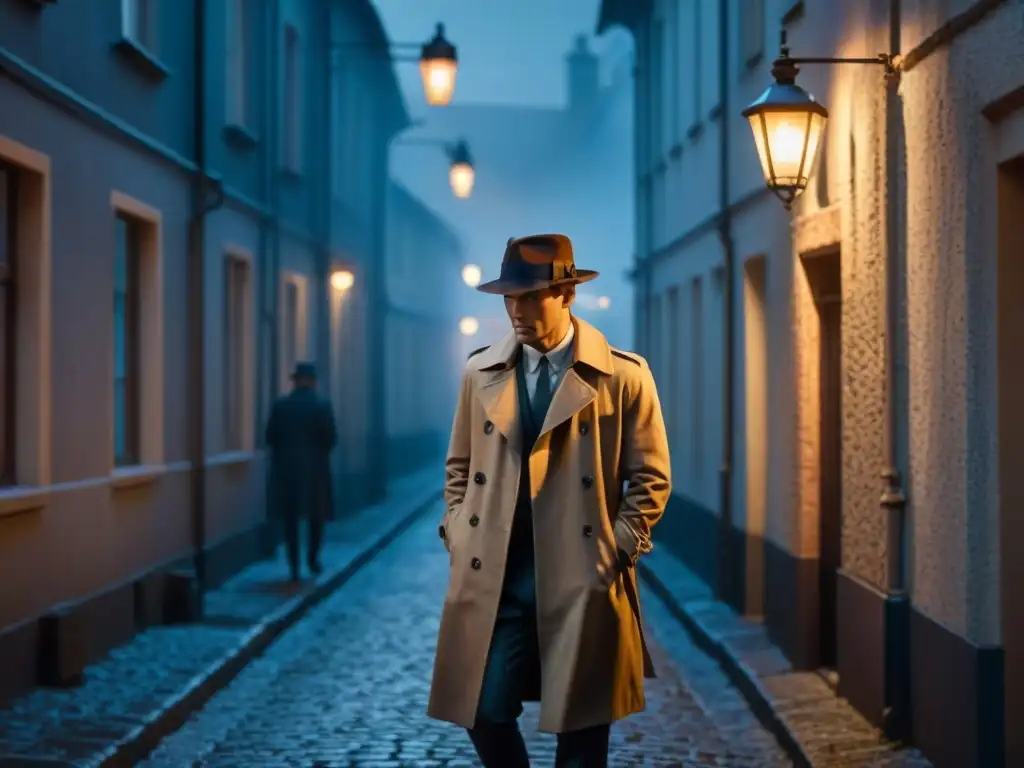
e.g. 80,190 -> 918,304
475,233 -> 599,296
291,361 -> 317,380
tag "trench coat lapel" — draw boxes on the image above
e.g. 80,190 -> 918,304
472,331 -> 522,455
539,367 -> 595,437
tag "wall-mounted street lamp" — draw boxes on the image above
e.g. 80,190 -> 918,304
330,268 -> 354,292
743,30 -> 898,209
459,316 -> 480,336
462,264 -> 482,287
419,23 -> 459,107
395,136 -> 476,199
448,141 -> 476,199
333,22 -> 458,108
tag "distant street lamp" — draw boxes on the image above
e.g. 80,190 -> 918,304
462,264 -> 482,287
597,296 -> 611,310
330,269 -> 354,292
448,141 -> 475,199
420,23 -> 459,107
459,316 -> 480,336
393,136 -> 476,200
332,23 -> 458,109
744,30 -> 897,209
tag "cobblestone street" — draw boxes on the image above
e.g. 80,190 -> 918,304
141,504 -> 790,767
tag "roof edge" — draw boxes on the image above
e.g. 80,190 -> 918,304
356,0 -> 411,136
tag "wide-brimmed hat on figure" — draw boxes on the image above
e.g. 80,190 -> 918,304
475,233 -> 599,297
291,361 -> 317,380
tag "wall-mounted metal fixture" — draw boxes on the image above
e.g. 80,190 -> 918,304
743,29 -> 899,209
333,22 -> 458,107
395,136 -> 476,199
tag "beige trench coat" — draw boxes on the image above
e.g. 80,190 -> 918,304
427,316 -> 672,734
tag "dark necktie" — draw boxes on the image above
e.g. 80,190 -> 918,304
532,355 -> 553,423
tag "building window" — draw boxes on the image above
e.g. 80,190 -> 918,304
0,165 -> 17,486
280,274 -> 307,391
690,276 -> 704,484
666,285 -> 680,448
739,0 -> 765,70
114,215 -> 142,467
282,24 -> 303,172
225,0 -> 251,127
224,254 -> 252,451
122,0 -> 159,53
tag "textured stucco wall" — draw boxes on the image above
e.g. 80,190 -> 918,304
899,1 -> 1024,645
790,0 -> 1024,643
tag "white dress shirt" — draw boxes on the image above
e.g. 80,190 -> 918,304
522,323 -> 575,404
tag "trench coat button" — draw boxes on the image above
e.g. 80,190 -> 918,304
474,472 -> 486,485
471,557 -> 482,570
438,525 -> 446,540
484,420 -> 494,434
581,475 -> 594,489
579,422 -> 589,436
469,514 -> 480,527
582,524 -> 593,537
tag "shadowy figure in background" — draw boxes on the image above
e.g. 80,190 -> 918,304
428,234 -> 672,767
265,361 -> 338,582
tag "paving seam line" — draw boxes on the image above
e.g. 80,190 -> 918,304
88,488 -> 443,768
638,560 -> 815,768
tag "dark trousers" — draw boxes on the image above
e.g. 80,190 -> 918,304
281,512 -> 324,575
468,615 -> 611,767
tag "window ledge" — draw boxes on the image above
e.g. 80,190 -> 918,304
207,451 -> 256,468
113,37 -> 171,82
0,486 -> 49,518
224,123 -> 259,149
110,464 -> 167,490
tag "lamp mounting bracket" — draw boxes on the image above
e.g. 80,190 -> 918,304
772,29 -> 900,85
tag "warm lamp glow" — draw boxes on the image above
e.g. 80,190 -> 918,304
459,316 -> 479,336
746,109 -> 826,207
597,296 -> 611,310
330,269 -> 354,292
462,264 -> 482,287
419,23 -> 458,107
421,58 -> 458,107
450,162 -> 475,199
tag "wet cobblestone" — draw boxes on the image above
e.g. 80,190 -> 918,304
0,469 -> 440,767
641,550 -> 934,768
142,514 -> 791,767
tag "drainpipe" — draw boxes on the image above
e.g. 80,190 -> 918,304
318,2 -> 332,401
265,0 -> 283,538
881,0 -> 910,739
715,0 -> 737,605
188,0 -> 223,598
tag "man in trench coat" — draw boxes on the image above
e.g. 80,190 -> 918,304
265,361 -> 338,582
428,234 -> 672,766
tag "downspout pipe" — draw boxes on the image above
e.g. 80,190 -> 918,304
880,0 -> 910,741
188,0 -> 224,599
715,0 -> 737,605
318,2 -> 332,402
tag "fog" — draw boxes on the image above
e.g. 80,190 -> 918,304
375,1 -> 636,355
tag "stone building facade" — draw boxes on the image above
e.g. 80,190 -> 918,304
383,180 -> 464,478
599,0 -> 1024,764
0,0 -> 413,705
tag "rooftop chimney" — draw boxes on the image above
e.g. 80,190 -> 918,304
565,34 -> 599,113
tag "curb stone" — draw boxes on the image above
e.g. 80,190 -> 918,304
639,560 -> 815,768
87,489 -> 442,768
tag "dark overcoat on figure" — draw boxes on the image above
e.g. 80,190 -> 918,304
265,387 -> 338,522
